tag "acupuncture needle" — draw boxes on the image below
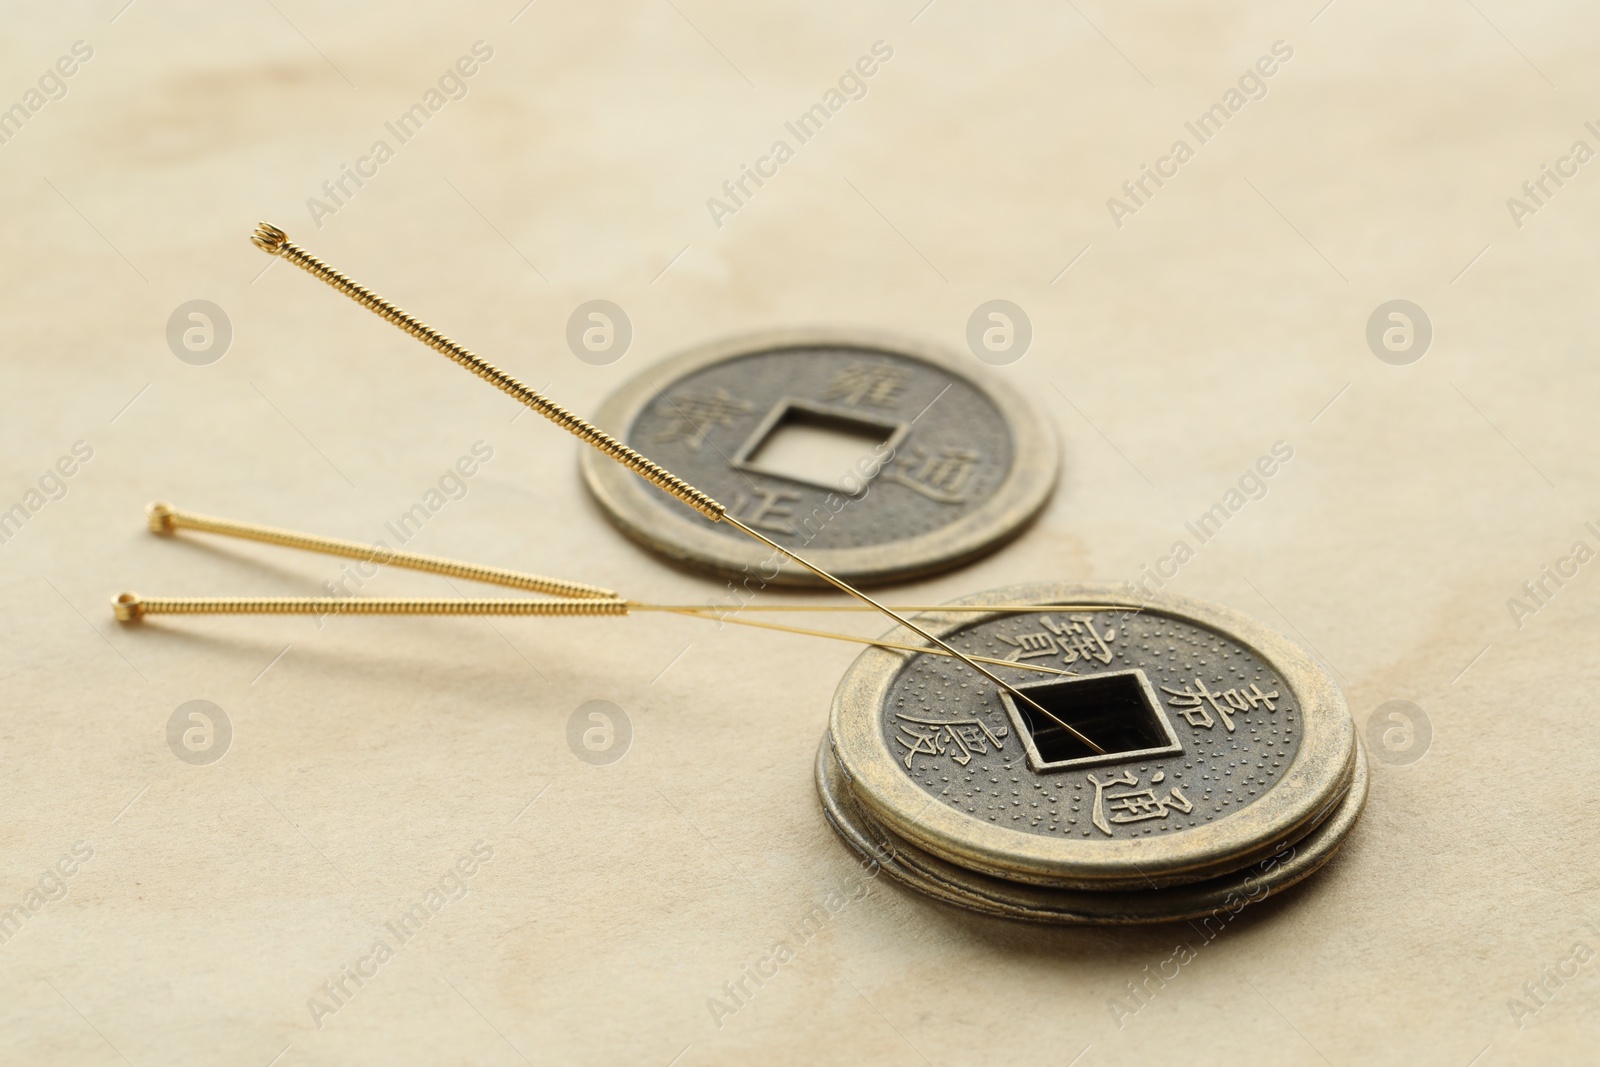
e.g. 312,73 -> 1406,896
244,223 -> 1104,754
119,504 -> 1085,676
113,588 -> 1077,678
140,502 -> 1118,616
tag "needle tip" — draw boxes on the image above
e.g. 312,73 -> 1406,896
112,592 -> 144,623
251,222 -> 287,254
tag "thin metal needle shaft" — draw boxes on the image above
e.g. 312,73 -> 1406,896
249,223 -> 1102,755
664,608 -> 1077,676
637,603 -> 1114,613
722,516 -> 1102,752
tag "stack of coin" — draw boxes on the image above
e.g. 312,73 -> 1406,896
818,582 -> 1366,923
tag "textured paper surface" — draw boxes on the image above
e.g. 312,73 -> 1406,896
1,2 -> 1597,1064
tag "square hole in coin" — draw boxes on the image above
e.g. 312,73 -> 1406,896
733,401 -> 906,494
999,669 -> 1183,772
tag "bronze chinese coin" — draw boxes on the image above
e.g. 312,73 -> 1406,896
820,581 -> 1365,923
580,330 -> 1058,586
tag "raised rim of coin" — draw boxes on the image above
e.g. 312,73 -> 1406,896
816,735 -> 1367,924
579,329 -> 1060,586
828,582 -> 1357,890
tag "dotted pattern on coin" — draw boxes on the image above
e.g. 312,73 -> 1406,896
630,346 -> 1011,550
880,609 -> 1300,840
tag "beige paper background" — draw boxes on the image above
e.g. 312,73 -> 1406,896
1,1 -> 1597,1063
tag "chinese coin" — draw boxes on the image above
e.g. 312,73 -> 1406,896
820,582 -> 1365,923
580,330 -> 1059,586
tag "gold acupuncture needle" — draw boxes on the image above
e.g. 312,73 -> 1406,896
110,587 -> 1083,675
250,223 -> 723,520
112,593 -> 627,620
136,502 -> 1111,615
248,222 -> 1103,755
135,500 -> 1123,615
109,592 -> 1072,676
146,502 -> 617,601
124,503 -> 1095,677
